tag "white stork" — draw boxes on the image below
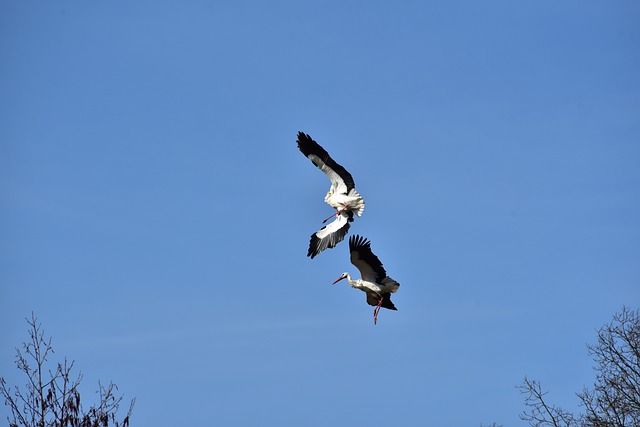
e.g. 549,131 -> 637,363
296,131 -> 365,259
332,235 -> 400,325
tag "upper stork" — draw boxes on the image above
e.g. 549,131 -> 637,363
296,131 -> 365,259
332,235 -> 400,325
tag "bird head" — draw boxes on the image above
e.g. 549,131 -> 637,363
332,272 -> 349,285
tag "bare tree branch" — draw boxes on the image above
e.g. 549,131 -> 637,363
518,376 -> 580,427
520,307 -> 640,427
1,314 -> 135,427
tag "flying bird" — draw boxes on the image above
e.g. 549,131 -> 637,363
332,235 -> 400,325
297,131 -> 365,258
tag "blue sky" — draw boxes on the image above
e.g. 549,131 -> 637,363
1,1 -> 638,425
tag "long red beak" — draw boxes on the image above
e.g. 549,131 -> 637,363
332,276 -> 344,285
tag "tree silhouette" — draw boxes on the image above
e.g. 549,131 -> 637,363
519,306 -> 640,427
1,314 -> 135,427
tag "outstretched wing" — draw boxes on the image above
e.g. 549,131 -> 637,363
307,211 -> 353,259
297,131 -> 355,195
348,235 -> 387,283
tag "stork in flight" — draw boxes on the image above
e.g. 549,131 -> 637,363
332,235 -> 400,325
296,131 -> 365,259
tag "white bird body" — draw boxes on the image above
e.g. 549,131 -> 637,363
297,132 -> 365,258
333,235 -> 400,324
325,188 -> 365,217
337,273 -> 399,300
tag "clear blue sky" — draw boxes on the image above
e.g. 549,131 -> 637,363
1,1 -> 638,425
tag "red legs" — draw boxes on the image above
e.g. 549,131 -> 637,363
322,210 -> 342,223
373,297 -> 384,325
322,204 -> 349,224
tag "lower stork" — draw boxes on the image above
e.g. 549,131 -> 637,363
332,235 -> 400,325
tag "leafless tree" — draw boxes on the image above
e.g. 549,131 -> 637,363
579,306 -> 640,426
1,314 -> 135,427
519,377 -> 580,427
519,306 -> 640,427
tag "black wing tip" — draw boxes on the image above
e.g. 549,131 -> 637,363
349,234 -> 371,251
296,131 -> 329,162
297,131 -> 311,142
307,232 -> 320,258
296,131 -> 317,151
307,239 -> 319,259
